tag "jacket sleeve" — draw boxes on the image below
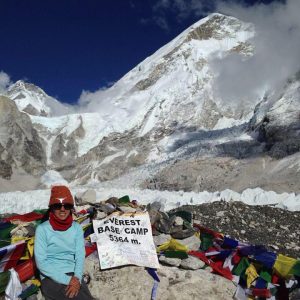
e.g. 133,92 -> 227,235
34,225 -> 71,285
74,223 -> 85,282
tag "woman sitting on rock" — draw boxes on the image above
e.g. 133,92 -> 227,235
34,185 -> 93,299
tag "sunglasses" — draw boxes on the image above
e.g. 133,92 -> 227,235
51,203 -> 74,210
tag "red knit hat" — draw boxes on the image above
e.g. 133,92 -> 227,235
49,185 -> 74,207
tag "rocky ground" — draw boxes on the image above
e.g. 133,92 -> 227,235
143,154 -> 300,194
171,200 -> 300,259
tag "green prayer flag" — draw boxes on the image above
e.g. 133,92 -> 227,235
0,224 -> 16,247
233,257 -> 250,276
200,232 -> 214,251
0,239 -> 10,248
33,209 -> 48,214
118,195 -> 130,204
291,260 -> 300,276
0,271 -> 10,294
260,269 -> 272,283
164,250 -> 189,259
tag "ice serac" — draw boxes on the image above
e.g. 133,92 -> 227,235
6,80 -> 71,117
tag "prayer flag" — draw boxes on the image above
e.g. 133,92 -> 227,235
232,257 -> 250,277
200,232 -> 214,251
254,251 -> 276,269
273,254 -> 297,278
0,271 -> 10,293
260,269 -> 272,283
223,236 -> 238,249
0,241 -> 25,272
291,260 -> 300,276
245,264 -> 258,288
4,211 -> 44,222
157,238 -> 188,252
0,223 -> 16,248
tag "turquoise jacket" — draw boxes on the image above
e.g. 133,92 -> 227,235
34,220 -> 85,285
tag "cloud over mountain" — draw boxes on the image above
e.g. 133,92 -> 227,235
0,71 -> 11,94
212,0 -> 300,104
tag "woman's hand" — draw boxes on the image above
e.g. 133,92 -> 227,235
65,276 -> 81,298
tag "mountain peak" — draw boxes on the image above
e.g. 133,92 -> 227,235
6,80 -> 70,117
184,13 -> 254,44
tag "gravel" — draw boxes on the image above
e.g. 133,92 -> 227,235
171,200 -> 300,258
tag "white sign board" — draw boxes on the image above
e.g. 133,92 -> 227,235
92,211 -> 160,269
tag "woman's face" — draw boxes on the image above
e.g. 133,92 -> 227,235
53,204 -> 72,221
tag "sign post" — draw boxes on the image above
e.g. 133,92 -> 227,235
92,211 -> 159,269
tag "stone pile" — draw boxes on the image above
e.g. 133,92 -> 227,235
71,194 -> 300,300
69,195 -> 238,300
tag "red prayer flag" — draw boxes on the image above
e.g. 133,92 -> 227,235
85,243 -> 97,257
4,212 -> 44,222
0,242 -> 26,272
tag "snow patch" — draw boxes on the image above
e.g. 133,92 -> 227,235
99,150 -> 126,166
41,170 -> 68,188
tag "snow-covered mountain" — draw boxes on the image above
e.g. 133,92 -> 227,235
30,14 -> 256,162
1,13 -> 300,194
6,80 -> 71,117
79,13 -> 255,135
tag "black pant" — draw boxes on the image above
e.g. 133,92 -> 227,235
41,277 -> 94,300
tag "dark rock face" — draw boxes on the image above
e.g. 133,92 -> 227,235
250,77 -> 300,159
22,103 -> 47,116
0,96 -> 46,179
0,160 -> 12,179
256,114 -> 300,158
171,201 -> 300,258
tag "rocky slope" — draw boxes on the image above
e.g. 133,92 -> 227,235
0,96 -> 46,182
172,201 -> 300,259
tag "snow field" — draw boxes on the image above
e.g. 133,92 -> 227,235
0,186 -> 299,215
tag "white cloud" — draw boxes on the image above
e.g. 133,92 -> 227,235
0,71 -> 12,94
153,15 -> 170,31
211,0 -> 300,105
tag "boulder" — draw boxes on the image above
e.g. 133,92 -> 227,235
180,256 -> 206,270
159,256 -> 182,267
80,258 -> 236,300
153,234 -> 172,247
75,189 -> 97,205
177,235 -> 201,251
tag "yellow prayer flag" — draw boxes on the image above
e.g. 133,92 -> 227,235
245,264 -> 259,288
27,237 -> 35,257
28,279 -> 41,287
273,254 -> 297,278
11,236 -> 35,260
157,238 -> 188,252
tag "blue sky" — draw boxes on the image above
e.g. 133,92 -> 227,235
0,0 -> 284,103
